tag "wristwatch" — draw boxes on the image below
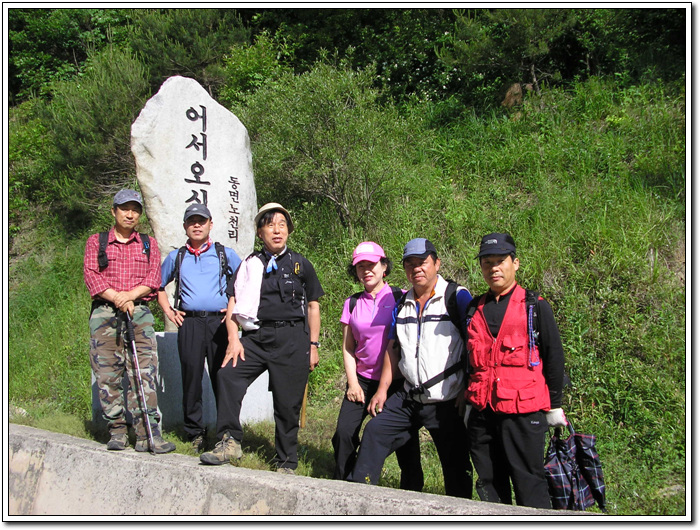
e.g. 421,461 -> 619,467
310,341 -> 320,347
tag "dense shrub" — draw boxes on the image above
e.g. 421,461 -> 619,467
233,62 -> 440,239
40,45 -> 150,222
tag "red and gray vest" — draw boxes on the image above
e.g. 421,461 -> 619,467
465,284 -> 551,414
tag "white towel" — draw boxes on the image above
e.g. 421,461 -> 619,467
232,254 -> 264,331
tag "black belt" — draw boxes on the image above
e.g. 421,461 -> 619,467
183,310 -> 223,318
258,320 -> 303,328
91,299 -> 148,311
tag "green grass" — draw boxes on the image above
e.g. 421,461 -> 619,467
8,77 -> 686,515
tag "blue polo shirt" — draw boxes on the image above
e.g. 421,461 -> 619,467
161,244 -> 242,312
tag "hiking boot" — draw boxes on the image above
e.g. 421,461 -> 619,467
191,433 -> 206,453
106,433 -> 129,451
276,467 -> 295,475
199,433 -> 243,465
135,435 -> 176,454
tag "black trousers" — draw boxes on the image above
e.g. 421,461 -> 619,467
177,314 -> 228,439
215,322 -> 309,469
350,388 -> 472,498
468,406 -> 551,509
332,374 -> 424,491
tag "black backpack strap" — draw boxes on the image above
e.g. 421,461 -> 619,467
348,292 -> 362,314
444,280 -> 463,340
525,289 -> 541,367
172,246 -> 187,310
288,251 -> 309,333
465,299 -> 479,325
389,285 -> 404,304
98,232 -> 109,269
98,231 -> 150,270
391,289 -> 409,352
138,232 -> 151,263
408,362 -> 465,398
349,285 -> 404,314
214,242 -> 232,296
396,289 -> 408,309
409,280 -> 467,397
215,242 -> 230,278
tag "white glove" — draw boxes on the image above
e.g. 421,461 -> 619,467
546,408 -> 567,427
236,315 -> 260,331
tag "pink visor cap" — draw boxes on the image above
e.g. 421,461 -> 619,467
352,241 -> 386,266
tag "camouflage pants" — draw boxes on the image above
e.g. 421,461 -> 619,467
89,304 -> 161,438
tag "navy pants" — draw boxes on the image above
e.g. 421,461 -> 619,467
468,407 -> 551,508
215,322 -> 309,469
350,388 -> 472,498
177,314 -> 227,439
332,374 -> 424,491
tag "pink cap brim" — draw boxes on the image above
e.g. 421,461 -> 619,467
352,253 -> 384,266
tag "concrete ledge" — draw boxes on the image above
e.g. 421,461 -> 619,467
8,424 -> 590,517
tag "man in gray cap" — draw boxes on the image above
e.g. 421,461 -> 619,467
157,203 -> 242,452
350,238 -> 473,498
83,189 -> 174,453
465,232 -> 566,508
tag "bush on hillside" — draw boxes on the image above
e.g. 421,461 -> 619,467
39,45 -> 150,224
233,62 -> 437,239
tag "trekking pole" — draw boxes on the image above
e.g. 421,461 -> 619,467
124,311 -> 156,454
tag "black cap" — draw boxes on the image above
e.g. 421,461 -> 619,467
183,203 -> 212,222
476,233 -> 516,259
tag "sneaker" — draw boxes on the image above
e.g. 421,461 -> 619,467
191,433 -> 206,453
135,435 -> 176,454
107,433 -> 129,451
276,467 -> 295,475
199,433 -> 243,465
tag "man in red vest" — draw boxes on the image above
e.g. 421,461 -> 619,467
465,232 -> 566,508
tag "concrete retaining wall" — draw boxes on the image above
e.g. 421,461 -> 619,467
7,424 -> 590,518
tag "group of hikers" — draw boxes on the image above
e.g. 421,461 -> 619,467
84,189 -> 567,509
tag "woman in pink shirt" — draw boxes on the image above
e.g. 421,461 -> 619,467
332,242 -> 423,491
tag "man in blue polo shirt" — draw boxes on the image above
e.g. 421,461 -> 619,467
157,203 -> 242,452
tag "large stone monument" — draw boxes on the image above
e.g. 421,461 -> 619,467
91,76 -> 273,434
132,75 -> 256,269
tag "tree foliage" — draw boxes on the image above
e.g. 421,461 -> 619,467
236,62 -> 424,237
42,45 -> 150,216
218,32 -> 291,108
439,8 -> 686,104
440,9 -> 577,95
571,8 -> 686,81
7,6 -> 686,226
8,8 -> 132,104
241,8 -> 461,104
128,8 -> 250,96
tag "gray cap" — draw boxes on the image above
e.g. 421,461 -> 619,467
184,203 -> 212,222
113,189 -> 143,207
402,238 -> 438,260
